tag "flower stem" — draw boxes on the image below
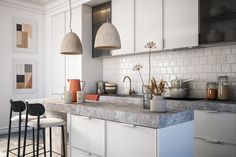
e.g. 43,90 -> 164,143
138,70 -> 144,86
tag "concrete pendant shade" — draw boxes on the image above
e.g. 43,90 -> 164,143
60,32 -> 83,55
94,22 -> 121,50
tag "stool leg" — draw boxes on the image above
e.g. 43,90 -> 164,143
23,113 -> 28,157
37,128 -> 40,157
49,127 -> 52,157
6,110 -> 12,157
32,128 -> 35,157
43,128 -> 46,157
18,112 -> 22,157
61,126 -> 65,157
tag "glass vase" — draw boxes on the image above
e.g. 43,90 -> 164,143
142,85 -> 152,109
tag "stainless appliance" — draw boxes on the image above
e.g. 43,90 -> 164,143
104,82 -> 117,95
96,81 -> 105,94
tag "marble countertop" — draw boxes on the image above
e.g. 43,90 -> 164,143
27,96 -> 236,129
100,95 -> 236,113
27,98 -> 193,129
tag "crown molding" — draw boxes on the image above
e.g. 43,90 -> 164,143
0,0 -> 44,14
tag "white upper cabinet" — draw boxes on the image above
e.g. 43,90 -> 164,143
163,0 -> 198,49
112,0 -> 134,56
135,0 -> 163,53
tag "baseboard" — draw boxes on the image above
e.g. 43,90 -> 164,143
0,126 -> 28,135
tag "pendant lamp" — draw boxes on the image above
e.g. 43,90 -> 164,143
94,3 -> 121,50
61,0 -> 82,55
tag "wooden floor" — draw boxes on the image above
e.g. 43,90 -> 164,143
0,131 -> 68,157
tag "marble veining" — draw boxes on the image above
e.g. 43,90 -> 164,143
28,97 -> 236,129
28,98 -> 193,129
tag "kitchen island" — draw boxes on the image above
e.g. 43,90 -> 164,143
28,98 -> 194,157
28,97 -> 236,157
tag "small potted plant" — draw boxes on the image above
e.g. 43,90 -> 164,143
150,77 -> 168,112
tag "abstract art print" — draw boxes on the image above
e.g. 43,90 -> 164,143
13,17 -> 37,53
13,60 -> 37,93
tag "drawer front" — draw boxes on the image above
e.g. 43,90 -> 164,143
71,147 -> 99,157
106,121 -> 156,157
195,138 -> 236,157
195,110 -> 236,144
71,115 -> 105,157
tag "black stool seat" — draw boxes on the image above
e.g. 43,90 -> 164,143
28,118 -> 65,128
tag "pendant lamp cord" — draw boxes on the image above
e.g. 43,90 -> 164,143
69,0 -> 72,32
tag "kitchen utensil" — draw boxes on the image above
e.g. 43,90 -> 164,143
97,81 -> 105,94
104,82 -> 117,95
171,78 -> 192,88
170,88 -> 187,98
61,91 -> 72,104
77,91 -> 85,103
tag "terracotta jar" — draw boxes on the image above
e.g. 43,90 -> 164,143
67,79 -> 81,102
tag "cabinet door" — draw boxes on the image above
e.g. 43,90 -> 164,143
195,110 -> 236,145
111,0 -> 134,56
163,0 -> 198,49
135,0 -> 163,52
106,121 -> 156,157
195,138 -> 236,157
70,115 -> 105,157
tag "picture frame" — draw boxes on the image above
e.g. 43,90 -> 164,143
12,59 -> 37,94
12,17 -> 37,53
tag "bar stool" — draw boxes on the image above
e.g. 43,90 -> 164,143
26,102 -> 66,157
7,100 -> 45,157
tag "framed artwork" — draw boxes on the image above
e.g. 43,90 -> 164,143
13,17 -> 37,53
13,59 -> 37,94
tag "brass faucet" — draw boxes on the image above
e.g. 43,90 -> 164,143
123,76 -> 135,95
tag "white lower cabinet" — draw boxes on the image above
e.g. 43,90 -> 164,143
195,138 -> 236,157
195,110 -> 236,157
70,115 -> 105,157
70,114 -> 194,157
106,121 -> 156,157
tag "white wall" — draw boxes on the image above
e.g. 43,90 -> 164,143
103,45 -> 236,99
44,1 -> 102,97
0,4 -> 44,132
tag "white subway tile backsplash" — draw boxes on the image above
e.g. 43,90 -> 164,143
222,46 -> 231,54
207,56 -> 217,64
196,65 -> 204,73
204,65 -> 213,72
103,44 -> 236,99
213,64 -> 222,72
222,64 -> 231,72
199,56 -> 208,64
232,64 -> 236,72
232,45 -> 236,53
213,47 -> 222,55
204,48 -> 213,56
196,48 -> 204,56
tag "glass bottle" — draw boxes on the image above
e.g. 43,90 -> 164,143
206,82 -> 217,100
217,76 -> 229,100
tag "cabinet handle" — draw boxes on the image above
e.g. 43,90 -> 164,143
204,138 -> 224,145
205,110 -> 219,114
122,123 -> 136,128
80,150 -> 92,156
81,116 -> 92,120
